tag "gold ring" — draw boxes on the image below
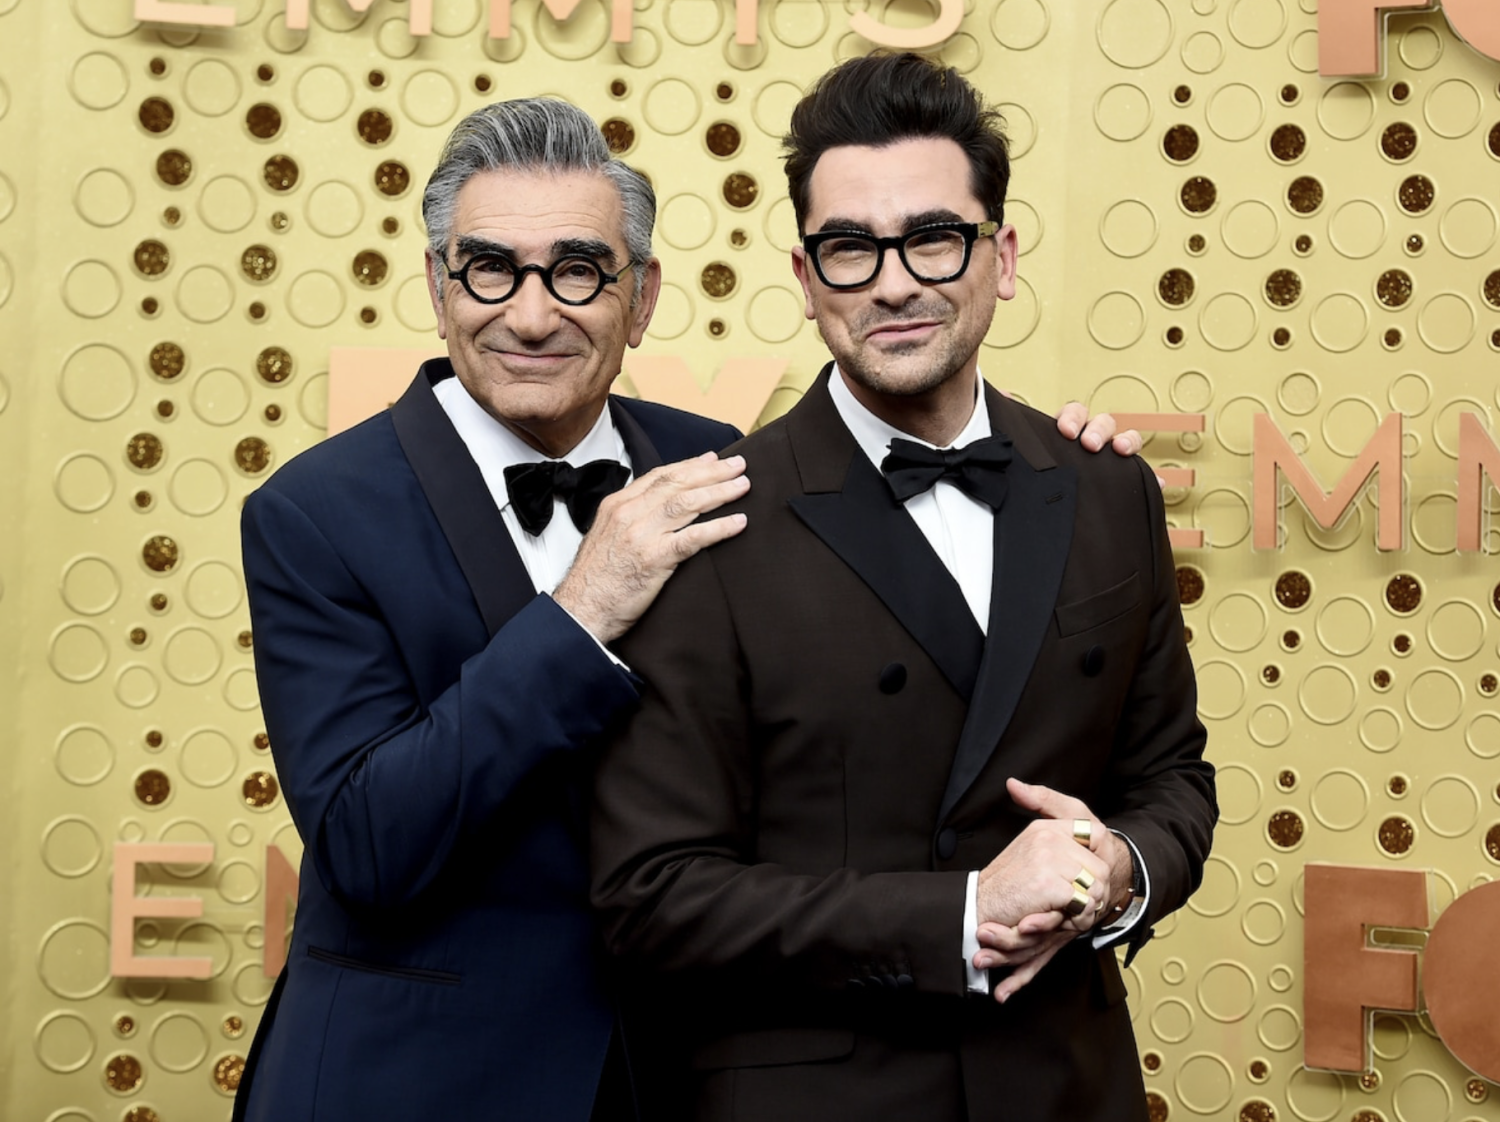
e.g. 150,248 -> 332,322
1073,819 -> 1092,847
1074,868 -> 1095,891
1064,887 -> 1090,918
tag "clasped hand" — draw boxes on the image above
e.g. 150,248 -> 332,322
972,778 -> 1133,1003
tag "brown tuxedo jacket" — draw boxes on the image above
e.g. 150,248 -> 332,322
592,370 -> 1216,1122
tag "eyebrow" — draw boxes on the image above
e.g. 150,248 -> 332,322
451,233 -> 618,265
812,209 -> 968,236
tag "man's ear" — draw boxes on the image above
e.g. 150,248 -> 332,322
994,223 -> 1018,303
790,246 -> 817,320
424,250 -> 448,340
626,258 -> 663,348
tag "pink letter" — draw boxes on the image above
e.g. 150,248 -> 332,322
111,843 -> 215,979
1441,0 -> 1500,61
849,0 -> 961,49
1111,413 -> 1206,550
134,0 -> 235,28
490,0 -> 633,41
286,0 -> 432,34
1303,864 -> 1427,1072
1253,412 -> 1404,550
1318,0 -> 1432,77
1456,412 -> 1500,553
262,844 -> 300,977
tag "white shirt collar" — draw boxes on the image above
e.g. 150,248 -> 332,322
826,365 -> 993,472
431,374 -> 629,513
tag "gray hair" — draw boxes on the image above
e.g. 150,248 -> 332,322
422,97 -> 655,302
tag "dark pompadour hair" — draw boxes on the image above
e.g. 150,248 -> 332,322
781,52 -> 1010,236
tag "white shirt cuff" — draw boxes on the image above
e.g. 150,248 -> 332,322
962,870 -> 987,993
1091,829 -> 1151,950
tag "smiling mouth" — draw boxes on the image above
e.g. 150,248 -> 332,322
865,320 -> 939,342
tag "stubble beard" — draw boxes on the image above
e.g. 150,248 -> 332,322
827,297 -> 983,399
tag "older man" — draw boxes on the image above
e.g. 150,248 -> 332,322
234,96 -> 1136,1121
592,54 -> 1216,1122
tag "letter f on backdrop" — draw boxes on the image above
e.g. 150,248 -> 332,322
1303,864 -> 1428,1071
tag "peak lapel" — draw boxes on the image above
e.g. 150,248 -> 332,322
785,372 -> 984,702
389,360 -> 535,639
937,395 -> 1077,823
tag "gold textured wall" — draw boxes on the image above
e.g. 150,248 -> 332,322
1,0 -> 1499,1119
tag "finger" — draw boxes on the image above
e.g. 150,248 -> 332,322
1013,909 -> 1068,936
636,453 -> 747,496
1078,410 -> 1119,452
1005,778 -> 1089,822
1111,429 -> 1143,457
648,474 -> 751,528
665,513 -> 748,560
1054,401 -> 1087,441
975,922 -> 1050,951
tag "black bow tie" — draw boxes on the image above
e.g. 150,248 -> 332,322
880,434 -> 1013,510
503,459 -> 631,536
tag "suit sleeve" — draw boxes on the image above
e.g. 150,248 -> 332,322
243,485 -> 641,909
591,546 -> 969,999
1100,456 -> 1217,955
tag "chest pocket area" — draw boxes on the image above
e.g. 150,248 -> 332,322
1054,573 -> 1141,637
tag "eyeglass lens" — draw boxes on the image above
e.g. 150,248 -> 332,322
456,254 -> 607,304
815,229 -> 970,287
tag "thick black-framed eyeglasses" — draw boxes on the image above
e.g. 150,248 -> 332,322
802,221 -> 999,290
443,252 -> 633,307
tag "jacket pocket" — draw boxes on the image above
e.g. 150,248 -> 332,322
1054,573 -> 1141,637
307,945 -> 461,986
691,1027 -> 856,1070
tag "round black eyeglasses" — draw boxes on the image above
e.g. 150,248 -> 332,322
801,221 -> 999,290
444,252 -> 634,307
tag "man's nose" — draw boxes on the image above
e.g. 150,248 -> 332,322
870,245 -> 923,305
505,271 -> 563,338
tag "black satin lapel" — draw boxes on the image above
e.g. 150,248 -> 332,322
938,462 -> 1077,822
609,396 -> 664,476
389,362 -> 535,639
790,456 -> 983,701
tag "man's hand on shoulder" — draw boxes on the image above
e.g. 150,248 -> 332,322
554,452 -> 749,644
1054,402 -> 1143,457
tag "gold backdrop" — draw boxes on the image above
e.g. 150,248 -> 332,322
2,0 -> 1499,1119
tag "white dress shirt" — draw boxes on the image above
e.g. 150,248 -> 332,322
433,375 -> 632,595
827,366 -> 1148,993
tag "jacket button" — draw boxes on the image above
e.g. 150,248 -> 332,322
878,662 -> 907,694
896,974 -> 914,989
936,827 -> 957,860
847,977 -> 866,989
1082,645 -> 1105,676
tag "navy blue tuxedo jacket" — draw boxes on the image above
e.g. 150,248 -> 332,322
234,359 -> 737,1121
